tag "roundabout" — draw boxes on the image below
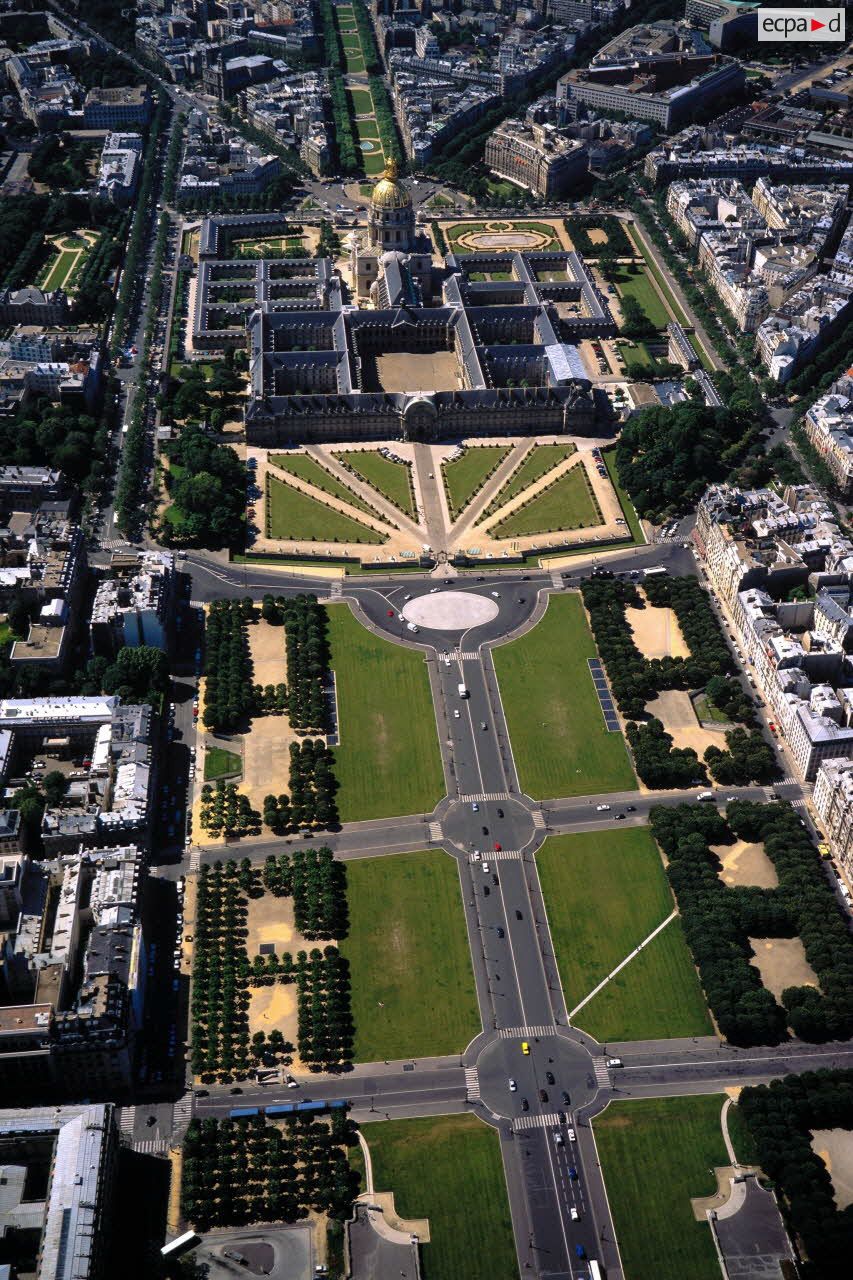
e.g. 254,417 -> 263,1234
402,590 -> 499,631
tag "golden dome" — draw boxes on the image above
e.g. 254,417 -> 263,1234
371,158 -> 411,210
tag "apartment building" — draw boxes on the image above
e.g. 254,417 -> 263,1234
484,121 -> 588,198
813,757 -> 853,871
82,84 -> 152,128
802,377 -> 853,497
558,51 -> 743,131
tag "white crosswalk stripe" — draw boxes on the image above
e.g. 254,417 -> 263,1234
499,1024 -> 554,1039
330,581 -> 343,598
101,539 -> 135,552
789,798 -> 807,810
531,810 -> 546,830
173,1093 -> 193,1129
117,1107 -> 135,1135
551,571 -> 564,589
593,1059 -> 611,1087
189,846 -> 201,872
443,651 -> 480,661
513,1112 -> 563,1131
774,777 -> 800,788
470,850 -> 520,862
429,822 -> 443,841
188,599 -> 205,609
464,1067 -> 481,1100
460,792 -> 510,803
131,1138 -> 170,1155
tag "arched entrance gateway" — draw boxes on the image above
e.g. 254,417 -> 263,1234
401,395 -> 438,441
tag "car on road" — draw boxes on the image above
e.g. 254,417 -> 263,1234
521,1041 -> 530,1055
482,863 -> 490,874
497,807 -> 504,818
553,1129 -> 564,1146
596,804 -> 611,812
626,805 -> 636,812
515,909 -> 522,920
453,709 -> 460,718
615,813 -> 626,820
508,1078 -> 517,1091
490,591 -> 500,598
492,873 -> 498,885
546,1071 -> 555,1085
539,1089 -> 548,1103
570,1207 -> 579,1221
561,1090 -> 570,1105
496,927 -> 504,938
607,1057 -> 624,1068
568,1165 -> 578,1180
568,1127 -> 577,1142
481,826 -> 488,835
472,802 -> 479,812
521,1098 -> 529,1111
480,721 -> 487,730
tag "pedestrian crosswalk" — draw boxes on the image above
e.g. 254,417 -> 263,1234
428,822 -> 443,841
460,792 -> 509,803
499,1024 -> 554,1040
101,539 -> 135,553
470,850 -> 520,862
132,1138 -> 170,1156
173,1093 -> 193,1129
444,651 -> 480,661
330,581 -> 343,598
188,599 -> 205,609
117,1106 -> 135,1136
464,1067 -> 481,1101
774,777 -> 800,788
531,810 -> 546,830
514,1111 -> 563,1132
790,798 -> 807,810
189,846 -> 201,872
593,1059 -> 611,1088
550,571 -> 564,589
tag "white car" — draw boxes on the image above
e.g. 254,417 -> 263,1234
595,804 -> 611,812
472,802 -> 479,812
568,1128 -> 577,1142
508,1078 -> 517,1092
482,863 -> 490,874
607,1058 -> 624,1068
453,709 -> 460,719
490,591 -> 500,598
570,1207 -> 579,1221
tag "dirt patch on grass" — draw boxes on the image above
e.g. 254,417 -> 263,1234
587,228 -> 608,245
713,840 -> 779,889
626,590 -> 689,660
811,1129 -> 853,1210
748,936 -> 820,1002
246,893 -> 300,953
248,983 -> 302,1067
645,689 -> 723,756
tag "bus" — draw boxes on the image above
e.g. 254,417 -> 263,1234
588,1262 -> 603,1280
161,1231 -> 200,1258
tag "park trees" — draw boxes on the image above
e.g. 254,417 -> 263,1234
282,595 -> 331,732
202,599 -> 256,732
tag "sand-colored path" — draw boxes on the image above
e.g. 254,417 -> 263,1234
748,936 -> 819,1002
811,1130 -> 853,1210
241,620 -> 299,813
713,840 -> 779,889
627,591 -> 689,660
645,689 -> 723,756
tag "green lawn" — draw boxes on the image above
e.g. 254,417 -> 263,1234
43,248 -> 78,291
269,453 -> 376,517
341,851 -> 480,1060
601,446 -> 645,545
491,466 -> 600,539
624,225 -> 690,327
473,440 -> 573,519
344,50 -> 365,73
594,1096 -> 729,1280
614,266 -> 670,330
619,340 -> 654,369
266,478 -> 385,544
693,694 -> 732,725
334,450 -> 415,517
536,828 -> 674,1006
0,622 -> 13,649
362,147 -> 385,175
348,87 -> 374,114
364,1115 -> 515,1280
442,446 -> 510,518
493,594 -> 636,799
328,605 -> 444,820
204,747 -> 242,781
576,917 -> 713,1041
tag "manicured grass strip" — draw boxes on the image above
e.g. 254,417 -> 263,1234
328,605 -> 444,821
601,446 -> 644,545
362,148 -> 385,175
267,477 -> 385,544
613,266 -> 670,330
269,453 -> 377,518
443,445 -> 510,518
493,594 -> 636,799
43,249 -> 79,291
334,450 -> 415,517
341,851 -> 479,1060
688,332 -> 715,374
479,444 -> 576,522
537,828 -> 674,1006
492,465 -> 600,539
365,1115 -> 515,1280
624,225 -> 690,327
693,694 -> 731,725
204,747 -> 242,781
594,1096 -> 728,1280
349,87 -> 374,114
576,917 -> 713,1041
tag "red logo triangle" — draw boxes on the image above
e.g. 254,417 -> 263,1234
811,17 -> 825,29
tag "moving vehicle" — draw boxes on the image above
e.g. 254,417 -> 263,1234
508,1078 -> 517,1091
521,1041 -> 530,1055
607,1057 -> 624,1068
697,791 -> 715,802
596,804 -> 611,812
643,566 -> 668,578
458,682 -> 469,698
